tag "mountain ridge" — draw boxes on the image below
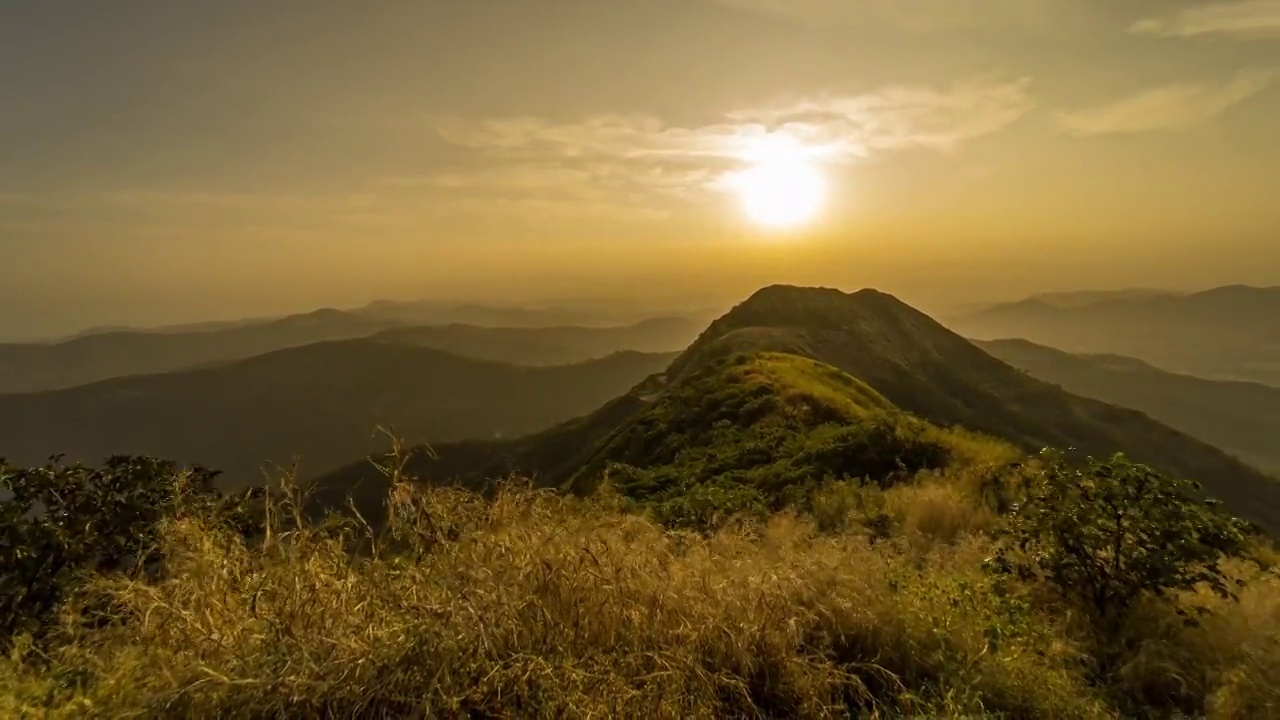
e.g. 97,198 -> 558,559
979,338 -> 1280,473
0,339 -> 676,486
320,285 -> 1280,534
950,285 -> 1280,385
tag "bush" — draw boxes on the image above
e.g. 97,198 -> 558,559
986,450 -> 1249,629
652,476 -> 769,532
0,456 -> 222,646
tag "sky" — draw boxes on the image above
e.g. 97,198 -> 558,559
2,0 -> 1279,339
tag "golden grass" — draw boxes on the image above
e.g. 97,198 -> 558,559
3,479 -> 1105,719
4,473 -> 1278,718
887,479 -> 997,548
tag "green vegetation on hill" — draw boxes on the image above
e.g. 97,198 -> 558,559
565,353 -> 1012,531
671,286 -> 1280,532
980,338 -> 1280,473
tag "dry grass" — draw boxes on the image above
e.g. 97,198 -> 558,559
2,478 -> 1105,719
1104,560 -> 1280,717
3,472 -> 1278,719
887,479 -> 996,548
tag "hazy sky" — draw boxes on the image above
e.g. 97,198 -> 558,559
3,0 -> 1279,338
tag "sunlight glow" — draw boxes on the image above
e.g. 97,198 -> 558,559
726,134 -> 828,230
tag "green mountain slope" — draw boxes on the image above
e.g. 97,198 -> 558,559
321,285 -> 1280,534
950,285 -> 1280,386
0,340 -> 675,487
979,338 -> 1280,473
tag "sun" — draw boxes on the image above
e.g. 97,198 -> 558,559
727,140 -> 828,230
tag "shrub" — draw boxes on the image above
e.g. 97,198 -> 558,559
651,476 -> 769,532
0,456 -> 222,646
986,450 -> 1249,629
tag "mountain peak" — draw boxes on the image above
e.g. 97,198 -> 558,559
718,285 -> 913,331
666,284 -> 959,382
740,284 -> 896,306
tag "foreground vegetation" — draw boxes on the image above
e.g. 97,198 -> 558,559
3,445 -> 1278,718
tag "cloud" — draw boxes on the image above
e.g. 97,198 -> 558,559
430,77 -> 1035,209
1057,70 -> 1275,136
1131,1 -> 1280,39
708,0 -> 1062,32
731,78 -> 1036,154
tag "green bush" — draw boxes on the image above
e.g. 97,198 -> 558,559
0,456 -> 222,646
651,476 -> 769,532
986,450 -> 1249,629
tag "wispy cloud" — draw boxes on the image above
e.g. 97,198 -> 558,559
1057,70 -> 1275,136
1131,1 -> 1280,39
731,78 -> 1036,154
708,0 -> 1063,32
430,77 -> 1035,208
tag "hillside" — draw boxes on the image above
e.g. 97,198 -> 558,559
950,285 -> 1280,386
376,316 -> 705,365
0,309 -> 402,394
980,339 -> 1280,473
323,285 -> 1280,534
0,340 -> 675,486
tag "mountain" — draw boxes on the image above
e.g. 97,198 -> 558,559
0,340 -> 675,487
320,285 -> 1280,534
375,317 -> 705,366
950,285 -> 1280,386
61,316 -> 279,341
1021,288 -> 1180,310
979,338 -> 1280,473
357,298 -> 721,329
0,309 -> 402,394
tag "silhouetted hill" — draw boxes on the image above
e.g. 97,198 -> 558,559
950,285 -> 1280,386
0,340 -> 675,487
1022,288 -> 1179,309
979,338 -> 1280,473
62,316 -> 278,341
357,298 -> 722,329
376,316 -> 705,365
321,285 -> 1280,534
0,309 -> 402,393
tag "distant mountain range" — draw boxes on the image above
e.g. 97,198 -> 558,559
0,310 -> 709,394
979,338 -> 1280,473
357,298 -> 719,329
374,317 -> 705,366
322,285 -> 1280,534
0,341 -> 675,486
0,309 -> 401,394
950,285 -> 1280,386
1016,288 -> 1180,310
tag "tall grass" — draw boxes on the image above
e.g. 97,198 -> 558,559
2,473 -> 1100,718
2,467 -> 1277,718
